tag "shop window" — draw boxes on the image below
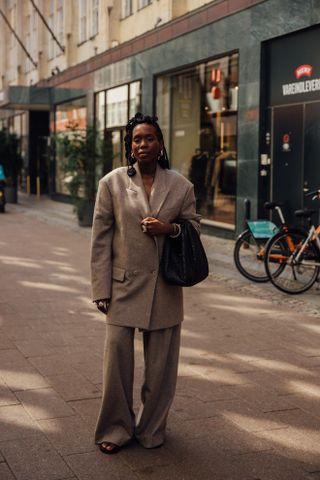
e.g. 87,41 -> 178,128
156,53 -> 238,228
94,81 -> 141,172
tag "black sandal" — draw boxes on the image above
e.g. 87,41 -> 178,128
99,442 -> 120,455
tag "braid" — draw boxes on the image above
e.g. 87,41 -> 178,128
124,112 -> 170,176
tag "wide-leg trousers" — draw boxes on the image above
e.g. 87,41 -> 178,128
94,323 -> 181,448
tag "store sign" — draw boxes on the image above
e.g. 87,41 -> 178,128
282,64 -> 320,96
267,27 -> 320,106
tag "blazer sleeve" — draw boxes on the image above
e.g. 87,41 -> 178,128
179,184 -> 201,234
90,179 -> 114,301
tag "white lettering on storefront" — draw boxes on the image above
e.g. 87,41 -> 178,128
282,79 -> 320,95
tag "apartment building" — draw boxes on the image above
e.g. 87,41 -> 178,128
1,0 -> 320,235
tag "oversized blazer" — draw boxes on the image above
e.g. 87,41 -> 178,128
90,163 -> 201,330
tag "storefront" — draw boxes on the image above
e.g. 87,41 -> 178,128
54,96 -> 87,196
4,0 -> 320,235
261,25 -> 320,224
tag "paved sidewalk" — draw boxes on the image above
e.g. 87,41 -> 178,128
0,195 -> 320,479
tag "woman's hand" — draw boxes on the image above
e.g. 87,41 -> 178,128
141,217 -> 175,236
94,299 -> 110,314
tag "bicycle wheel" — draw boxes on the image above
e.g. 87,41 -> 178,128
234,229 -> 269,282
265,229 -> 319,294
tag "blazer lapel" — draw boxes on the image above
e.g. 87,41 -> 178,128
149,165 -> 169,218
126,163 -> 151,219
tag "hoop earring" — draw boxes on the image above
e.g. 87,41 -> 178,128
157,150 -> 163,161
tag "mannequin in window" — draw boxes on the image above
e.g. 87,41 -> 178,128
188,148 -> 209,212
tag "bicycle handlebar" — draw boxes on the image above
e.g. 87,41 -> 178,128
305,188 -> 320,197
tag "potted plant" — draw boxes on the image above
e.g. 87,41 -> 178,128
0,128 -> 22,203
56,124 -> 105,227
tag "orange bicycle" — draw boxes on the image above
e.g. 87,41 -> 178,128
234,202 -> 307,283
264,190 -> 320,294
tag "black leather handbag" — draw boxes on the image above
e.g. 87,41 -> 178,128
161,219 -> 209,287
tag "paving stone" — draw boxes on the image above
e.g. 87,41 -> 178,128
0,434 -> 72,480
0,364 -> 49,392
38,415 -> 95,455
226,383 -> 300,413
0,378 -> 19,407
15,388 -> 75,420
46,372 -> 101,401
65,450 -> 140,480
167,415 -> 275,456
227,450 -> 310,480
258,426 -> 320,470
1,325 -> 45,342
28,355 -> 78,376
0,349 -> 50,392
13,340 -> 57,358
120,440 -> 179,470
73,360 -> 102,385
176,375 -> 240,402
0,404 -> 42,441
68,398 -> 101,428
216,398 -> 289,433
0,463 -> 16,480
134,439 -> 252,480
285,394 -> 320,421
0,333 -> 14,350
171,394 -> 219,420
131,462 -> 203,480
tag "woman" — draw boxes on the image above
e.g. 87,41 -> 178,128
91,112 -> 200,454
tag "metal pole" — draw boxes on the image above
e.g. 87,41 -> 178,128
244,198 -> 251,229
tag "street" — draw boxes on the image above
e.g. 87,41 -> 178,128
1,200 -> 320,480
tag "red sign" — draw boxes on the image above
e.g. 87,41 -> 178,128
295,64 -> 313,79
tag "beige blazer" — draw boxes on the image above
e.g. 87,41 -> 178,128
90,163 -> 201,330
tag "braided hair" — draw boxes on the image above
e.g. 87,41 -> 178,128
124,112 -> 170,177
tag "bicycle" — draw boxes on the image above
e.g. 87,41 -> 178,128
234,202 -> 287,283
264,190 -> 320,294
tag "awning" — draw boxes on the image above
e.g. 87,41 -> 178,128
0,86 -> 87,111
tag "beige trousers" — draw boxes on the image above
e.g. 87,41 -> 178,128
94,323 -> 181,448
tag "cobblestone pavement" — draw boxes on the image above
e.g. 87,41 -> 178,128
1,195 -> 320,479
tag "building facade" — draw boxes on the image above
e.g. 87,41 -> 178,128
1,0 -> 320,235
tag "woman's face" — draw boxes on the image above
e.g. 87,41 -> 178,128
131,123 -> 163,165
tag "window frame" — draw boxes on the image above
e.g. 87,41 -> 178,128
121,0 -> 133,19
137,0 -> 152,11
90,0 -> 99,37
79,0 -> 87,44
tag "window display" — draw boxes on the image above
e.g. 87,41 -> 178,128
156,53 -> 238,227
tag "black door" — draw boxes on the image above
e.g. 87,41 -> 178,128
304,102 -> 320,212
29,111 -> 50,194
272,104 -> 303,225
